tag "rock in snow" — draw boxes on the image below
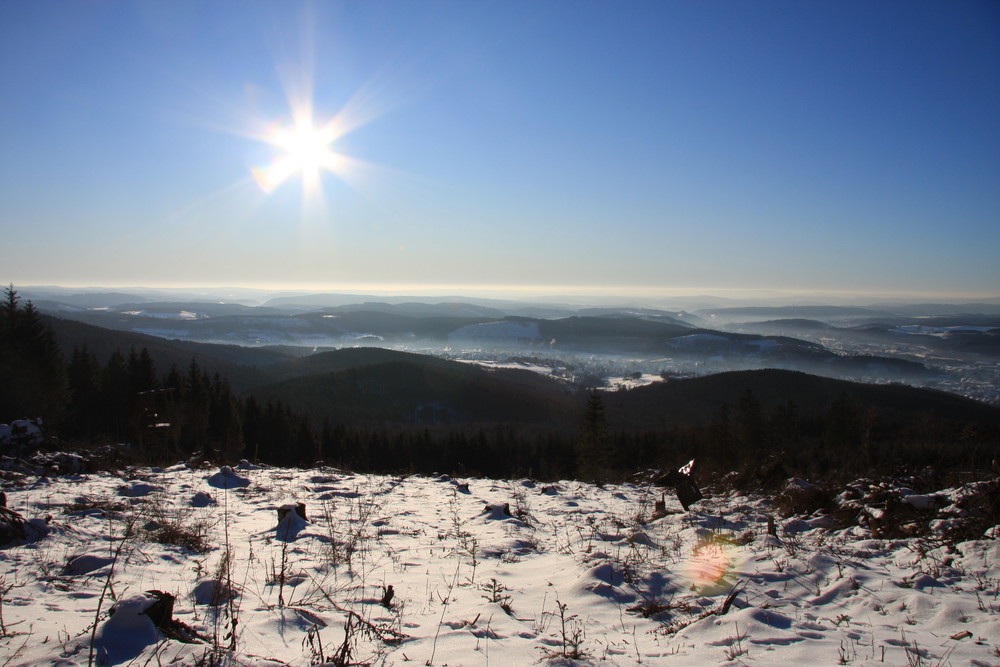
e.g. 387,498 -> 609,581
92,593 -> 162,665
206,465 -> 251,489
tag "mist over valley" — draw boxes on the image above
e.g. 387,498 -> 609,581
22,286 -> 999,411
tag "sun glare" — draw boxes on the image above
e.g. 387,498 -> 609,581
252,115 -> 344,194
239,9 -> 390,212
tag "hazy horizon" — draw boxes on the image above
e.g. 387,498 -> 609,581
12,281 -> 1000,309
3,1 -> 998,297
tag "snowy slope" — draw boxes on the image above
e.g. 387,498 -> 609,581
0,463 -> 998,666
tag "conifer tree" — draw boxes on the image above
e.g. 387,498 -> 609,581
242,396 -> 263,462
825,391 -> 861,448
320,417 -> 345,465
709,404 -> 735,462
736,388 -> 765,451
0,284 -> 67,421
65,345 -> 103,438
101,349 -> 131,440
128,348 -> 158,395
208,373 -> 242,461
768,400 -> 800,451
577,391 -> 610,481
181,359 -> 211,452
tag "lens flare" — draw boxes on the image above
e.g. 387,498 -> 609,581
684,532 -> 743,595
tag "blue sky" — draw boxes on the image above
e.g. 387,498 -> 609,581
1,0 -> 998,299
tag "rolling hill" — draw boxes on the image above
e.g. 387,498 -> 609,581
42,315 -> 290,392
601,368 -> 1000,431
245,350 -> 578,427
40,315 -> 998,441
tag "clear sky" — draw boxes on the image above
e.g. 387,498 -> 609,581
1,0 -> 998,300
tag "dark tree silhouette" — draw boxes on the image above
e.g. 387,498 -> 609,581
577,391 -> 609,480
0,285 -> 67,421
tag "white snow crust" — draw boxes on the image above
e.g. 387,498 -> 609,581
0,466 -> 998,666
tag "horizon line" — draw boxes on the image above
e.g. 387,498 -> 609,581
9,281 -> 1000,304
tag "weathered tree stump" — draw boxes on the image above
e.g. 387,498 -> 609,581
380,584 -> 395,608
277,502 -> 307,522
0,506 -> 27,545
133,590 -> 208,644
655,459 -> 704,511
141,590 -> 175,628
652,495 -> 668,520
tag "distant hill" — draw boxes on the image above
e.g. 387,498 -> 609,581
43,315 -> 288,391
242,347 -> 997,435
575,307 -> 700,327
323,301 -> 509,318
298,310 -> 491,339
447,315 -> 695,354
939,330 -> 1000,357
696,305 -> 900,323
40,313 -> 996,440
735,318 -> 832,332
538,316 -> 692,349
252,347 -> 465,385
246,349 -> 577,427
601,368 -> 1000,430
868,302 -> 1000,317
33,298 -> 973,381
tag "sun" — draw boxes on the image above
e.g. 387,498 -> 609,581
252,114 -> 344,194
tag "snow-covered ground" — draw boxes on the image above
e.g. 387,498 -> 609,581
1,462 -> 998,666
455,359 -> 563,377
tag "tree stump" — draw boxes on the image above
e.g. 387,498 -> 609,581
652,495 -> 667,520
141,590 -> 175,628
0,506 -> 27,545
277,502 -> 307,522
380,584 -> 395,608
655,459 -> 704,511
134,590 -> 208,644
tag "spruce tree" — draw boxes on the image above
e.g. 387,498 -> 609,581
736,388 -> 765,451
242,396 -> 263,463
825,391 -> 861,448
208,373 -> 242,462
0,285 -> 67,422
101,349 -> 131,440
65,345 -> 103,439
577,391 -> 611,481
128,348 -> 158,395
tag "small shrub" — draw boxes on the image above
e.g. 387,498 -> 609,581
774,480 -> 834,518
540,599 -> 589,661
480,578 -> 513,615
144,515 -> 212,554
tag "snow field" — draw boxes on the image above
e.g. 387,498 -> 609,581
0,465 -> 998,666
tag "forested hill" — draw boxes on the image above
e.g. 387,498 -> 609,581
246,357 -> 1000,432
42,316 -> 1000,431
40,313 -> 1000,435
42,315 -> 291,391
601,368 -> 1000,431
246,349 -> 577,426
250,347 -> 464,385
6,301 -> 993,477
